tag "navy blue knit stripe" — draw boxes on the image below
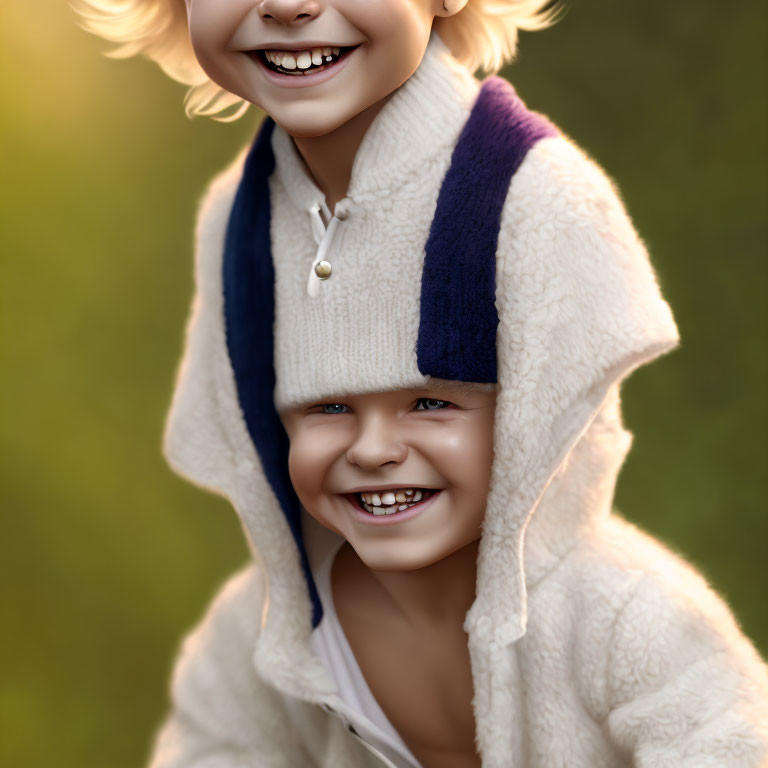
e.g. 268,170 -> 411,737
417,76 -> 557,382
222,117 -> 323,629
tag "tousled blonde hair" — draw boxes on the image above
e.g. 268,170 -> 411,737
73,0 -> 559,122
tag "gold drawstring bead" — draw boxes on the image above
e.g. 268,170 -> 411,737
314,260 -> 332,279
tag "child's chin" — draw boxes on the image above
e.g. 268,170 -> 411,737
274,108 -> 359,140
354,544 -> 454,574
270,89 -> 384,139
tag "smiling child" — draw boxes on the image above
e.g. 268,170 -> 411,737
282,384 -> 496,766
77,1 -> 768,766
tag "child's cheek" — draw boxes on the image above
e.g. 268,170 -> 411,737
287,426 -> 342,498
419,414 -> 495,492
287,434 -> 321,503
186,2 -> 248,75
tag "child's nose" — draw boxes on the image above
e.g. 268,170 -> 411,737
345,417 -> 408,471
258,0 -> 322,26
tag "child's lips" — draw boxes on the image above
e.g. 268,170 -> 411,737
251,44 -> 358,88
344,489 -> 442,526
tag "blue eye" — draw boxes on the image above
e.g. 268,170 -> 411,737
415,398 -> 450,411
321,403 -> 349,415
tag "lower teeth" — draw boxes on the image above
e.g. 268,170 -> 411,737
371,505 -> 410,516
277,63 -> 329,75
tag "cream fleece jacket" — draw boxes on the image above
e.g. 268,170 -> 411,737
149,34 -> 768,768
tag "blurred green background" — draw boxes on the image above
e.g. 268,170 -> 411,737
1,0 -> 765,765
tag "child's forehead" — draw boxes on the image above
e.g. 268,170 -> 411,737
417,379 -> 498,393
286,380 -> 497,409
356,379 -> 495,396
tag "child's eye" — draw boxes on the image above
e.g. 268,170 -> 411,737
415,397 -> 451,411
319,403 -> 349,415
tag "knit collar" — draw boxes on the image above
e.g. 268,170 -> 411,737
271,31 -> 480,215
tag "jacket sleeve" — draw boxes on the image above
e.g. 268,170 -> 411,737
603,567 -> 768,767
146,566 -> 307,768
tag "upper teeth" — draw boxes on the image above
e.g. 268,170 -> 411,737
264,46 -> 341,70
359,488 -> 423,506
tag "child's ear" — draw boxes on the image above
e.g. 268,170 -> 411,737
435,0 -> 470,18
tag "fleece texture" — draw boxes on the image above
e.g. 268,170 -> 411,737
151,32 -> 768,768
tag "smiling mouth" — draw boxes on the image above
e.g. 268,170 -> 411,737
349,488 -> 439,516
252,45 -> 359,76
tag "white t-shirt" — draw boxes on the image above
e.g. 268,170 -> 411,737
309,540 -> 422,768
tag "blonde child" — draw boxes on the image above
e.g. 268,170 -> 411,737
76,1 -> 768,766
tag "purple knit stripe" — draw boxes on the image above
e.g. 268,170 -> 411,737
417,76 -> 557,383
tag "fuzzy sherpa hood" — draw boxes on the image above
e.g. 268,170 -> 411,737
162,33 -> 680,741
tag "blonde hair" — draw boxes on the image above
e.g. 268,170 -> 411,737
72,0 -> 559,122
436,0 -> 559,73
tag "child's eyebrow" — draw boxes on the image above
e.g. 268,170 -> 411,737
407,384 -> 479,396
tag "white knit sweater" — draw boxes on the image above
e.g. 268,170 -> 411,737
150,34 -> 768,768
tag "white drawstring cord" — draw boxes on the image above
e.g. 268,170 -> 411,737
306,200 -> 349,298
308,202 -> 326,244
